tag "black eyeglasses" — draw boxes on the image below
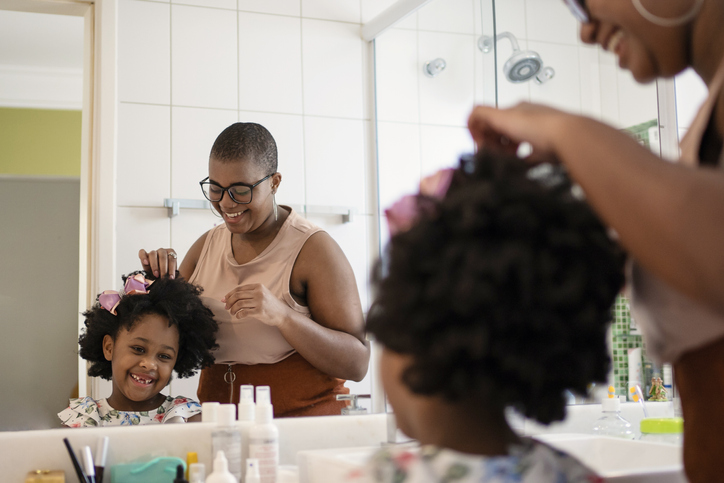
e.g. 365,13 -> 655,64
199,174 -> 273,204
562,0 -> 589,23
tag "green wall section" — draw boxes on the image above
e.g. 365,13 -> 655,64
0,107 -> 82,176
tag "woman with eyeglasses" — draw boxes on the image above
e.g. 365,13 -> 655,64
468,1 -> 723,481
138,122 -> 369,417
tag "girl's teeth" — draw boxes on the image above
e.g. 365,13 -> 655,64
131,374 -> 151,384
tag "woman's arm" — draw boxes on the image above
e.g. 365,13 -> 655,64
469,103 -> 724,314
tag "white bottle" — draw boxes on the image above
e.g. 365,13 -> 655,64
212,404 -> 242,481
245,458 -> 261,483
189,463 -> 206,483
591,397 -> 636,440
238,385 -> 256,422
206,451 -> 239,483
249,386 -> 279,483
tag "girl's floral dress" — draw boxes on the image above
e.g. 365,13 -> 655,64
348,438 -> 603,483
58,396 -> 201,427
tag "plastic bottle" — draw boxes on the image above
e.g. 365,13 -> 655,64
591,397 -> 636,439
212,404 -> 242,481
189,463 -> 206,483
238,385 -> 256,422
206,451 -> 238,483
245,458 -> 261,483
249,386 -> 279,483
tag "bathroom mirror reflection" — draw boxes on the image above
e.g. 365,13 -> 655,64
372,0 -> 661,405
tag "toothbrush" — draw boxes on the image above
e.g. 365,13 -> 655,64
629,384 -> 649,418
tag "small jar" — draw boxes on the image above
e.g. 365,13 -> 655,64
639,417 -> 684,445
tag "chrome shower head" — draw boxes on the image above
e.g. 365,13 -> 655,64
478,32 -> 555,85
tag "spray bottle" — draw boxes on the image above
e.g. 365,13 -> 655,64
249,386 -> 279,483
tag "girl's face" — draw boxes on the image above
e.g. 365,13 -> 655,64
103,313 -> 179,411
580,0 -> 694,82
380,348 -> 419,439
207,157 -> 281,236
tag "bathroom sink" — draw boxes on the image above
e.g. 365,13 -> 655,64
298,434 -> 685,483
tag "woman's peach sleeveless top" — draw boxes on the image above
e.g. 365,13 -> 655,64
188,207 -> 322,364
628,61 -> 724,363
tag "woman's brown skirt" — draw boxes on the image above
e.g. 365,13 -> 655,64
198,352 -> 349,418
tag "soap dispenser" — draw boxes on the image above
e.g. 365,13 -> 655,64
206,451 -> 238,483
591,387 -> 636,440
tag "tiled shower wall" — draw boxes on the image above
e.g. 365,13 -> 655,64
112,0 -> 394,399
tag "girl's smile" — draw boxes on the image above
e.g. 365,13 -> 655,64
102,313 -> 179,412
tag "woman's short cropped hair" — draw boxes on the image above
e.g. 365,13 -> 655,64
367,151 -> 625,424
210,122 -> 278,175
78,273 -> 218,380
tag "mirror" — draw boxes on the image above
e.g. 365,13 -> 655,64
372,0 -> 661,404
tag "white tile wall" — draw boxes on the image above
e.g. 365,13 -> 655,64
172,0 -> 235,12
303,116 -> 366,212
376,121 -> 421,212
118,0 -> 170,104
374,28 -> 419,124
492,0 -> 526,36
302,0 -> 361,23
238,12 -> 303,114
116,207 -> 171,276
528,41 -> 581,114
117,103 -> 171,206
524,0 -> 579,45
238,0 -> 299,16
171,5 -> 238,109
361,0 -> 417,29
417,0 -> 475,34
419,124 -> 473,176
675,67 -> 708,130
171,106 -> 238,201
418,31 -> 475,126
616,70 -> 658,129
302,19 -> 365,119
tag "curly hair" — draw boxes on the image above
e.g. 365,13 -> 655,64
210,122 -> 278,175
79,273 -> 218,380
367,152 -> 625,425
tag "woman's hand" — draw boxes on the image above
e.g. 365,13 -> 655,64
138,248 -> 179,279
222,283 -> 289,327
467,103 -> 571,164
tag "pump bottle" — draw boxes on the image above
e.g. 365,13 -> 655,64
249,386 -> 279,483
212,404 -> 243,481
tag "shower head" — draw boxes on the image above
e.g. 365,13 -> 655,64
478,32 -> 555,84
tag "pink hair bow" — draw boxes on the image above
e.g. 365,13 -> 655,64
98,274 -> 154,315
385,168 -> 454,236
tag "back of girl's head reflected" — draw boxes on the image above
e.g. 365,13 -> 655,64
367,152 -> 625,424
210,122 -> 278,175
79,273 -> 218,381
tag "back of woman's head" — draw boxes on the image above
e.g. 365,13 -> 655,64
79,273 -> 218,380
367,151 -> 625,424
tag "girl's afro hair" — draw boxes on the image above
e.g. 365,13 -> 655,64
367,151 -> 625,425
78,272 -> 218,380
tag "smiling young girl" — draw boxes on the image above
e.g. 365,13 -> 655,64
59,273 -> 218,427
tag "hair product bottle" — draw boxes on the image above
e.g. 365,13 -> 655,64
212,404 -> 242,481
206,451 -> 238,483
238,385 -> 255,422
249,386 -> 279,483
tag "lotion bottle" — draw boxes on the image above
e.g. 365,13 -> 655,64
249,386 -> 279,483
206,451 -> 238,483
212,404 -> 242,481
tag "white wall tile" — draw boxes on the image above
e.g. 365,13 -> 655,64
491,0 -> 526,38
238,0 -> 300,16
170,209 -> 221,265
675,68 -> 708,130
302,0 -> 360,23
172,0 -> 235,12
374,28 -> 419,123
117,103 -> 171,206
362,0 -> 417,29
304,116 -> 366,212
238,111 -> 306,207
418,0 -> 474,34
525,0 -> 579,45
171,106 -> 238,201
376,121 -> 421,213
305,213 -> 370,310
171,5 -> 238,109
418,31 -> 475,126
302,19 -> 364,119
419,124 -> 473,177
616,69 -> 658,129
578,45 -> 602,120
116,207 -> 170,276
170,373 -> 201,399
239,13 -> 303,114
597,49 -> 621,128
118,0 -> 170,104
528,41 -> 581,114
